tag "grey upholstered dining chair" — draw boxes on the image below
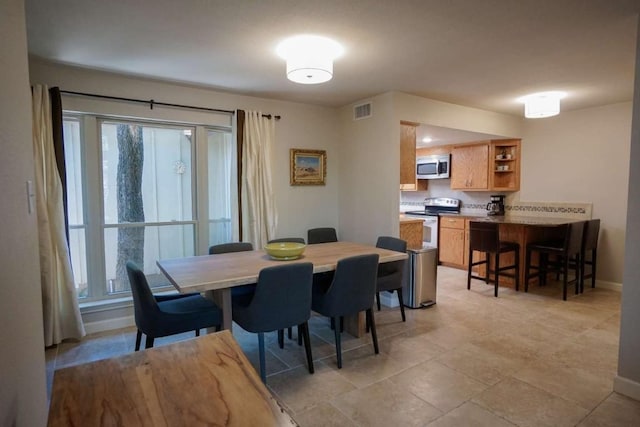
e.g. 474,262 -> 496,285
209,242 -> 254,254
312,254 -> 380,369
126,261 -> 222,350
209,242 -> 256,297
374,236 -> 408,323
268,237 -> 305,244
307,227 -> 338,244
232,262 -> 315,383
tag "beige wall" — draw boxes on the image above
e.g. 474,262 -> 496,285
0,0 -> 48,425
29,59 -> 341,243
521,102 -> 632,284
338,92 -> 399,244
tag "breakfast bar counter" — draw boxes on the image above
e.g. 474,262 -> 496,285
447,214 -> 582,288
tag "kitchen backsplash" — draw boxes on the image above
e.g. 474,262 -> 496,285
400,180 -> 592,219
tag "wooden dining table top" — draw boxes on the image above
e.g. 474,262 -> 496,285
47,331 -> 296,427
157,241 -> 408,294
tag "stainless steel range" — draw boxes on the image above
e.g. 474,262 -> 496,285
402,197 -> 461,248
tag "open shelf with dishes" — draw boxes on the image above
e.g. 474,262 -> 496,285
490,139 -> 521,191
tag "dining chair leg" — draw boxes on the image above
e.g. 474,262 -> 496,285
277,329 -> 284,349
376,292 -> 381,311
591,249 -> 597,288
562,260 -> 568,301
287,327 -> 293,340
195,329 -> 200,337
579,251 -> 586,293
258,332 -> 267,384
514,247 -> 520,291
494,253 -> 500,297
485,252 -> 491,284
300,322 -> 314,374
396,288 -> 406,322
574,254 -> 581,295
333,317 -> 343,369
366,309 -> 379,355
524,249 -> 531,292
135,330 -> 142,351
297,325 -> 302,346
467,248 -> 473,290
340,316 -> 344,333
145,335 -> 154,349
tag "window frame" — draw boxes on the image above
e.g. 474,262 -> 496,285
63,112 -> 234,303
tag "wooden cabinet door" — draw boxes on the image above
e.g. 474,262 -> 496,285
400,123 -> 417,187
451,144 -> 489,190
439,227 -> 465,266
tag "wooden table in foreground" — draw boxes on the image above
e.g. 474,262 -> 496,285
157,241 -> 408,337
48,331 -> 296,427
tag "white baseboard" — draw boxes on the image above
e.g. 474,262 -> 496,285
595,279 -> 622,292
614,375 -> 640,401
83,315 -> 135,335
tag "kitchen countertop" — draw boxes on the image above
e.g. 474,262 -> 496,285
399,215 -> 425,224
439,212 -> 580,225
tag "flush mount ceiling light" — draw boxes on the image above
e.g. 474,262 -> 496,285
422,137 -> 433,143
276,35 -> 344,84
518,91 -> 566,118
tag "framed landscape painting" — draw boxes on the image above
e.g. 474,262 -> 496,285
290,148 -> 326,185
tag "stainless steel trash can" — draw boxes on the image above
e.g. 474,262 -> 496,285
403,247 -> 438,308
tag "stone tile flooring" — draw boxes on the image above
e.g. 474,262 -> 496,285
46,267 -> 640,426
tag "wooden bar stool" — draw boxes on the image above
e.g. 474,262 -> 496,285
524,221 -> 586,300
467,221 -> 520,297
579,219 -> 600,292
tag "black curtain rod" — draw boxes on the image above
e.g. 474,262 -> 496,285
59,90 -> 282,120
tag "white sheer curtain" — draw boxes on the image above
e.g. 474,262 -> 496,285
241,111 -> 277,248
208,130 -> 238,244
32,85 -> 85,346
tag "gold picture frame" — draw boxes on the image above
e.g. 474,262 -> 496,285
290,148 -> 326,186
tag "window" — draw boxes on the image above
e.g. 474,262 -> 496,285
63,115 -> 234,302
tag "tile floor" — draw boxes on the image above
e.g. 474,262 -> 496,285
46,267 -> 640,426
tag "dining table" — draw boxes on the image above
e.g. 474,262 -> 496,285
47,331 -> 297,426
157,241 -> 408,337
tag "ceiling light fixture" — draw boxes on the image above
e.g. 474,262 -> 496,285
276,35 -> 344,84
518,91 -> 566,118
422,137 -> 432,143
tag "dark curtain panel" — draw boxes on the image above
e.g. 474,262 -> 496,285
49,86 -> 69,242
236,109 -> 245,241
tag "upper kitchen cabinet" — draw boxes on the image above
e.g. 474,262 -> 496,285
451,142 -> 489,190
400,121 -> 427,191
490,139 -> 521,191
450,139 -> 521,191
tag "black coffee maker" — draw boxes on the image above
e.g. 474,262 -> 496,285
486,195 -> 505,216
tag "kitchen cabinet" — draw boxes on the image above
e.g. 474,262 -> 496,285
438,216 -> 466,267
399,217 -> 424,250
450,139 -> 521,191
490,139 -> 521,191
399,122 -> 428,191
450,143 -> 489,190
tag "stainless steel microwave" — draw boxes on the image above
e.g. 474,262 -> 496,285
416,154 -> 451,179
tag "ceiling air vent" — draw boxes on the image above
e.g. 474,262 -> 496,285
353,102 -> 372,120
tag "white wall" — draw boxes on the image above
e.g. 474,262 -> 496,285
521,102 -> 632,284
29,59 -> 341,243
0,0 -> 48,425
615,14 -> 640,401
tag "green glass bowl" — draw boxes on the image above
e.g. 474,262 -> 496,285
264,242 -> 306,260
